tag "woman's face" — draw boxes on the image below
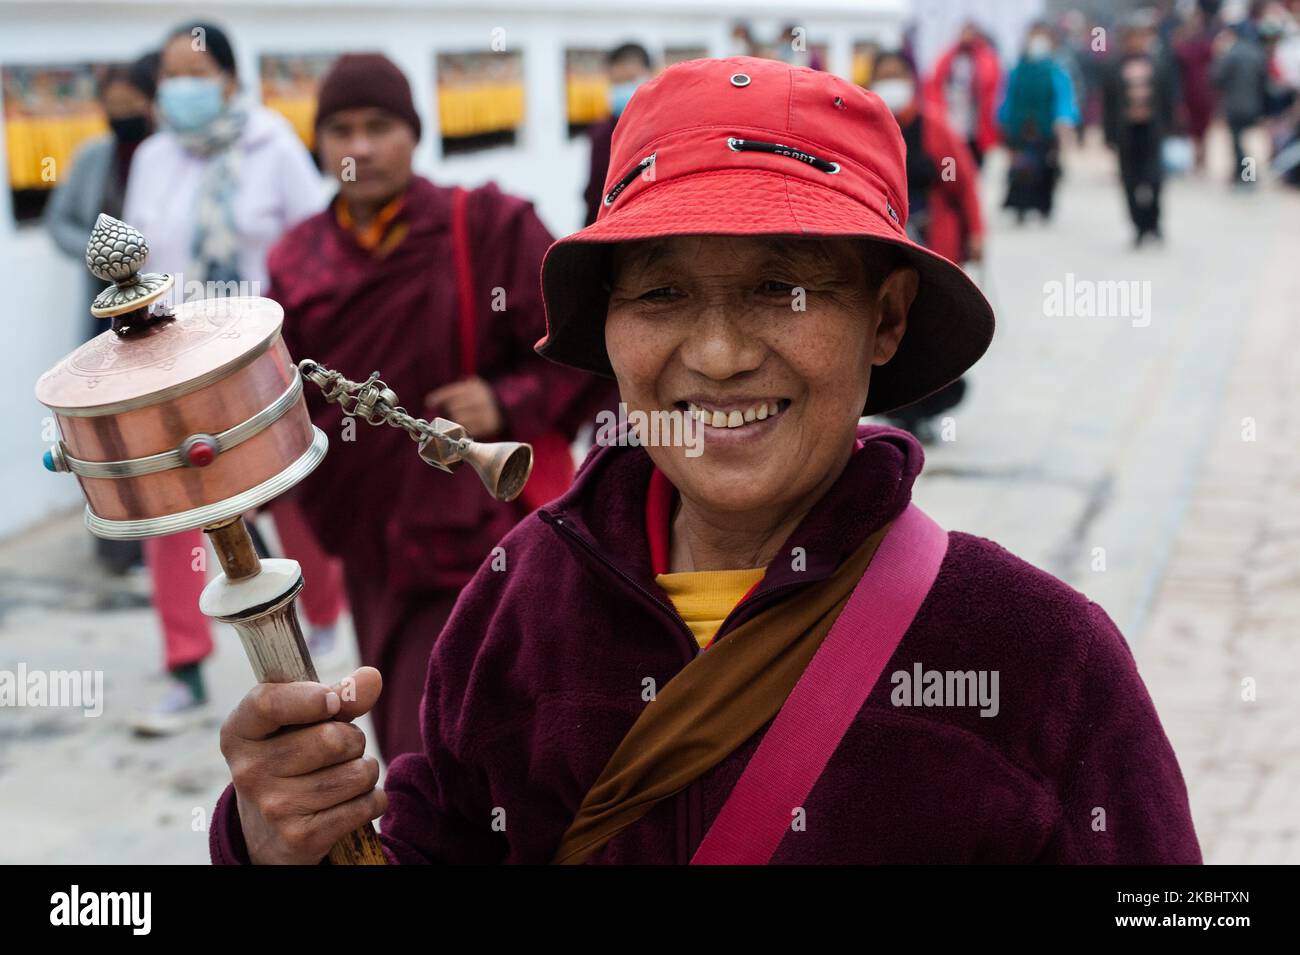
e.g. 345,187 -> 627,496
605,235 -> 915,517
159,34 -> 236,101
101,80 -> 152,121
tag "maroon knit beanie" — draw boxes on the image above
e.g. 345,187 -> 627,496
315,53 -> 422,140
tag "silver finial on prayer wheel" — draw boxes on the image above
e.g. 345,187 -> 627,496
86,213 -> 175,319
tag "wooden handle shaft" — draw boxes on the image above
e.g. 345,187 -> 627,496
203,517 -> 388,865
206,516 -> 262,580
328,824 -> 389,865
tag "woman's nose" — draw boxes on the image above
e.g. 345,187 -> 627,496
678,304 -> 764,379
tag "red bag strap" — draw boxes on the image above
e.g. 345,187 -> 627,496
690,502 -> 949,865
450,186 -> 476,377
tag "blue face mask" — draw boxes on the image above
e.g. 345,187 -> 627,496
1026,36 -> 1053,60
157,76 -> 226,132
608,80 -> 641,119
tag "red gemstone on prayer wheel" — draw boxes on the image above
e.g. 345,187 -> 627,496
186,441 -> 216,468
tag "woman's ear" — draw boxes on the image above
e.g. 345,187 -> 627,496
871,263 -> 918,366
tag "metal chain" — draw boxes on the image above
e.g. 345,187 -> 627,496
297,359 -> 453,450
296,357 -> 532,501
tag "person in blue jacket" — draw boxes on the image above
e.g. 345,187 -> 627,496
998,22 -> 1080,222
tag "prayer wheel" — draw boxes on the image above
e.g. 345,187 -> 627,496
35,216 -> 533,864
35,215 -> 446,865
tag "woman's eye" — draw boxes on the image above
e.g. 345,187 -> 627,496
760,280 -> 797,295
639,287 -> 678,301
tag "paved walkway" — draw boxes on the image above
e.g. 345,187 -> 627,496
1134,179 -> 1300,865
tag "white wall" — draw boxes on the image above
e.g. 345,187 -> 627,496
0,0 -> 904,539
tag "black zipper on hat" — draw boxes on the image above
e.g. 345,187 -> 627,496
726,137 -> 840,174
603,152 -> 656,207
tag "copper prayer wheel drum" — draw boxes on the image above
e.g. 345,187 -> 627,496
35,295 -> 326,539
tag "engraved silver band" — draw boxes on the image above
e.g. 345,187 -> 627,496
84,426 -> 328,540
62,374 -> 303,479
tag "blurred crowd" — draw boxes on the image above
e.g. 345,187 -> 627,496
36,0 -> 1300,748
866,1 -> 1300,248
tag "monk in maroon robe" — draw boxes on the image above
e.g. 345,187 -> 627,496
268,54 -> 611,761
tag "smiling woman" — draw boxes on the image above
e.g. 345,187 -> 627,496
211,55 -> 1201,866
602,235 -> 913,569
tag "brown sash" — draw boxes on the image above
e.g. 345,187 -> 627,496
552,520 -> 893,864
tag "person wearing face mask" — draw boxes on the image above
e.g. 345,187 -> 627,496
47,53 -> 159,345
583,42 -> 654,227
924,22 -> 1003,168
121,21 -> 345,736
46,52 -> 159,578
871,50 -> 984,445
997,24 -> 1080,223
872,51 -> 984,269
125,21 -> 326,287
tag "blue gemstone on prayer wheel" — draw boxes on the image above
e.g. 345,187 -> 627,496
42,448 -> 56,472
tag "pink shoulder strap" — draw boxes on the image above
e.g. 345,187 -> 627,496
690,502 -> 949,865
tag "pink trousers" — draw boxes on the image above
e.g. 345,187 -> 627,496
144,498 -> 346,671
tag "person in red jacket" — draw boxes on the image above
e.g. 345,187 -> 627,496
263,54 -> 612,762
873,50 -> 984,268
871,49 -> 983,443
211,57 -> 1200,866
924,22 -> 1003,167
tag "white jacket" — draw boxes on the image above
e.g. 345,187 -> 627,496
123,103 -> 326,292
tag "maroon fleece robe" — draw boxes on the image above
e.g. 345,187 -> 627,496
267,175 -> 613,758
211,425 -> 1201,864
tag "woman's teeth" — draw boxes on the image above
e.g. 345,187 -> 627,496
687,400 -> 785,428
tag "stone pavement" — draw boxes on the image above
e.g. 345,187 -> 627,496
0,514 -> 368,864
1133,184 -> 1300,865
0,131 -> 1295,863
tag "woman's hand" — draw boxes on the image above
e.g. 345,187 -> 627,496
424,376 -> 503,438
220,667 -> 387,864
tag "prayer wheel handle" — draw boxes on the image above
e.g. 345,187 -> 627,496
203,518 -> 388,866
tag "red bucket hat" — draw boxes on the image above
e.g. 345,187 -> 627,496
537,56 -> 995,416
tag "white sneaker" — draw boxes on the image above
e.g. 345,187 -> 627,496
129,680 -> 209,737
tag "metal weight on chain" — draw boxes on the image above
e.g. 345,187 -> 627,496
297,359 -> 533,501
